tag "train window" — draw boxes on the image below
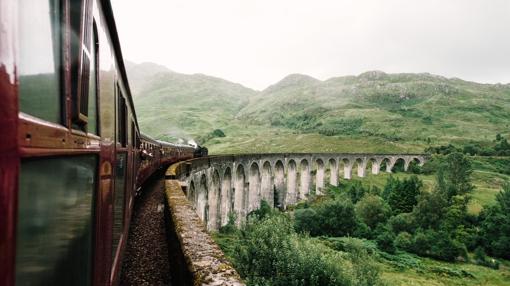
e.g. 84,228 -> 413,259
112,153 -> 126,260
16,155 -> 97,286
87,22 -> 99,134
71,0 -> 97,131
117,86 -> 127,147
19,0 -> 62,123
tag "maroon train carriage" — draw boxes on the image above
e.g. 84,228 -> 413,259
0,1 -> 201,286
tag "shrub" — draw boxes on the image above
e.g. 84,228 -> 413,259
474,247 -> 500,269
294,208 -> 321,236
248,200 -> 273,221
429,231 -> 467,262
315,199 -> 359,237
410,230 -> 433,256
394,232 -> 413,251
376,229 -> 396,254
219,212 -> 238,234
294,197 -> 360,237
346,181 -> 370,203
412,190 -> 447,230
387,213 -> 416,234
355,194 -> 391,229
344,238 -> 383,286
408,229 -> 467,262
235,214 -> 354,286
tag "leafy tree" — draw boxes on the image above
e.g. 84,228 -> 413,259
408,229 -> 466,262
382,176 -> 399,200
294,208 -> 321,236
295,197 -> 359,237
412,190 -> 447,230
346,181 -> 369,203
315,199 -> 359,237
439,152 -> 473,199
428,231 -> 467,262
387,213 -> 416,234
386,175 -> 423,215
478,183 -> 510,259
375,229 -> 396,254
355,194 -> 391,229
394,232 -> 413,251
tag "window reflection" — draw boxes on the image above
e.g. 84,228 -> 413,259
19,0 -> 61,123
112,153 -> 126,260
16,155 -> 97,286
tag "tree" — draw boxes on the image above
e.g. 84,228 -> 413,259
440,152 -> 473,199
294,208 -> 320,236
376,229 -> 396,254
387,175 -> 423,215
355,194 -> 391,229
315,199 -> 359,237
478,183 -> 510,259
412,190 -> 448,230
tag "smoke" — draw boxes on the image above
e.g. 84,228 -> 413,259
187,139 -> 198,148
158,126 -> 198,146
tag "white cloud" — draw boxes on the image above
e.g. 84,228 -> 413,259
111,0 -> 510,90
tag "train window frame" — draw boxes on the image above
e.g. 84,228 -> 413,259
71,0 -> 95,130
86,20 -> 100,135
116,84 -> 127,147
112,151 -> 127,263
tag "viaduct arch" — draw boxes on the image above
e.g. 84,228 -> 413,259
181,153 -> 427,230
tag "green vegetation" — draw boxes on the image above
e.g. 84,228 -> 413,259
213,154 -> 510,285
426,134 -> 510,157
215,202 -> 384,286
127,62 -> 510,285
127,63 -> 509,154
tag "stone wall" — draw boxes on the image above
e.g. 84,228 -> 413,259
164,168 -> 244,286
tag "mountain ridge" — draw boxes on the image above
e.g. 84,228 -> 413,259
126,61 -> 510,154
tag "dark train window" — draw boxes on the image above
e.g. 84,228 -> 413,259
117,86 -> 127,147
17,155 -> 97,286
87,22 -> 99,134
130,121 -> 135,147
112,153 -> 126,260
19,0 -> 62,123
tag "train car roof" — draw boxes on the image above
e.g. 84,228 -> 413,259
139,133 -> 159,143
156,140 -> 196,149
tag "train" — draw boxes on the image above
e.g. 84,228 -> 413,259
0,0 -> 207,285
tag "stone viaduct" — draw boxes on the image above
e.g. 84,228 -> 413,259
172,153 -> 427,231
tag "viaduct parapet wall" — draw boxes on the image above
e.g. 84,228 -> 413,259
172,153 -> 427,231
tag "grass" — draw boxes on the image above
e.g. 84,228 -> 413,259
378,252 -> 510,286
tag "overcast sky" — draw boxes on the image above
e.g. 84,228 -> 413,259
111,0 -> 510,90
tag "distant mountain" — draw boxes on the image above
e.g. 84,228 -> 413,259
127,62 -> 257,142
126,62 -> 510,154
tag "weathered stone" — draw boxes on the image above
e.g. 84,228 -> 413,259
170,153 -> 427,231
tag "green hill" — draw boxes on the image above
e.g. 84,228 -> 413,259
127,62 -> 257,143
127,63 -> 510,154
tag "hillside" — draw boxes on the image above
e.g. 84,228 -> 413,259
126,63 -> 510,154
127,62 -> 257,142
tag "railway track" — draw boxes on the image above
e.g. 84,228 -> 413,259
120,171 -> 172,286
